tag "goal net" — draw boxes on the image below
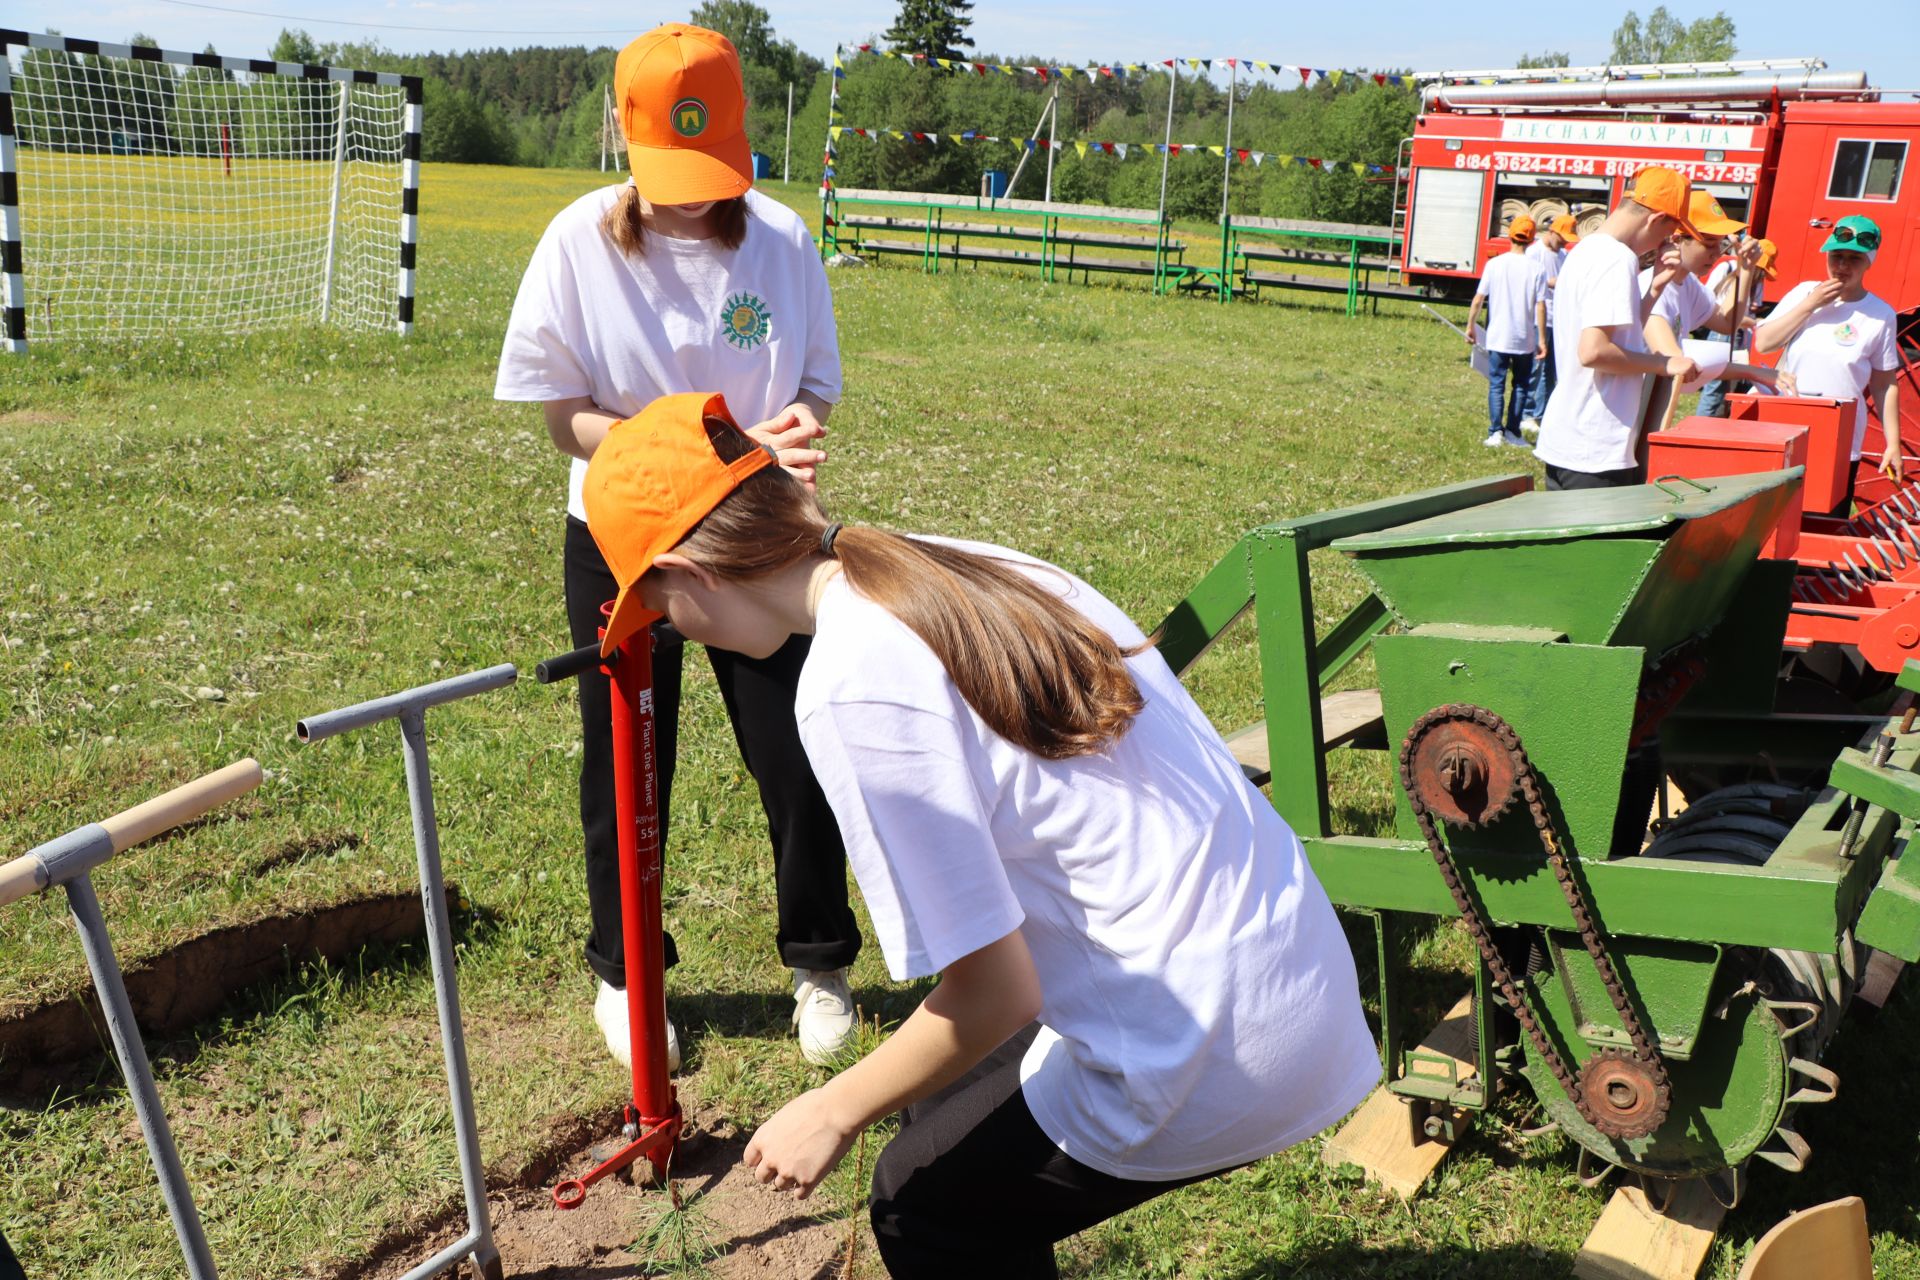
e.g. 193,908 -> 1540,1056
1,31 -> 422,352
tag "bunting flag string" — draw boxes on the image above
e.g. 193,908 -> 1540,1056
826,125 -> 1389,173
835,43 -> 1412,90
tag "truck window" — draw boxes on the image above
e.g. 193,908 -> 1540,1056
1827,139 -> 1906,201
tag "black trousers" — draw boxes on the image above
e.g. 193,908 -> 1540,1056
563,517 -> 860,988
870,1025 -> 1226,1278
1545,461 -> 1646,491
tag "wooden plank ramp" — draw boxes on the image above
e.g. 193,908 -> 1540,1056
1223,689 -> 1385,786
1574,1183 -> 1727,1280
1320,992 -> 1475,1199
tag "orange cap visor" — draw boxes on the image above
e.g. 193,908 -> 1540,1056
1755,237 -> 1780,279
1684,189 -> 1747,241
615,24 -> 754,205
584,392 -> 776,656
1627,166 -> 1696,237
1550,214 -> 1580,244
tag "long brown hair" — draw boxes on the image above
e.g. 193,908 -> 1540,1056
601,184 -> 750,257
673,418 -> 1145,759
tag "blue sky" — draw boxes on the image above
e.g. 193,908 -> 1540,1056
7,0 -> 1918,90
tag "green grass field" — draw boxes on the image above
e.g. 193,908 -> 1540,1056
4,166 -> 1920,1279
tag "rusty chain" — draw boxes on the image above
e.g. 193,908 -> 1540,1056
1398,703 -> 1672,1141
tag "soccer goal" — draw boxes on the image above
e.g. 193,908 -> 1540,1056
0,31 -> 422,353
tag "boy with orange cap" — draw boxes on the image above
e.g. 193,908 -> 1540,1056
1465,213 -> 1548,448
1521,213 -> 1579,433
1533,167 -> 1701,490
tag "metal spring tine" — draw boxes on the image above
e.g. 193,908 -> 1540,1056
1705,1166 -> 1747,1211
1865,540 -> 1896,576
1892,514 -> 1920,561
1766,997 -> 1823,1039
1843,550 -> 1883,583
1785,1057 -> 1840,1105
1638,1175 -> 1679,1215
1829,560 -> 1866,591
1895,488 -> 1920,521
1817,565 -> 1852,598
1793,580 -> 1818,604
1752,1126 -> 1811,1173
1576,1146 -> 1618,1189
1870,514 -> 1913,567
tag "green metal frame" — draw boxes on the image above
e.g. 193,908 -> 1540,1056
1151,474 -> 1920,1125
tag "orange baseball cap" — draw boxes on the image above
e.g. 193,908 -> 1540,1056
584,392 -> 776,656
1507,214 -> 1537,243
1550,214 -> 1579,244
1684,190 -> 1747,241
1755,237 -> 1779,279
614,24 -> 753,205
1627,166 -> 1695,234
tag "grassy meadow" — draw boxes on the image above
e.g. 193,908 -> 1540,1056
3,167 -> 1920,1279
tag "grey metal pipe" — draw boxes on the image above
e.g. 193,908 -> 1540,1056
1425,70 -> 1871,111
397,706 -> 500,1280
296,664 -> 517,743
296,668 -> 512,1280
67,876 -> 221,1280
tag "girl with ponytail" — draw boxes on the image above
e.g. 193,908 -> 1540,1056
587,393 -> 1376,1278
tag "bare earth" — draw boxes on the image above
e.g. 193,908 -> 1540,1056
357,1102 -> 866,1280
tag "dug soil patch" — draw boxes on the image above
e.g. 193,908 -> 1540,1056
354,1101 -> 867,1280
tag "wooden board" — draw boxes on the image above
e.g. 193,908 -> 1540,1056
1574,1183 -> 1727,1280
1320,993 -> 1476,1199
1223,690 -> 1386,785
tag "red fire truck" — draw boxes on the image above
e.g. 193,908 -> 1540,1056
1395,62 -> 1918,310
1393,60 -> 1920,495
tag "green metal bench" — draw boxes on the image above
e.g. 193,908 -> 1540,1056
1214,214 -> 1407,316
824,188 -> 1182,290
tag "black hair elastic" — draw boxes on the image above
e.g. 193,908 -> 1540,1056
819,522 -> 844,557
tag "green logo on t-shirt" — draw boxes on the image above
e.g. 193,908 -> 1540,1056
721,292 -> 772,350
672,98 -> 708,139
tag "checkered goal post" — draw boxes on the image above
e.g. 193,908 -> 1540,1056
1,31 -> 422,352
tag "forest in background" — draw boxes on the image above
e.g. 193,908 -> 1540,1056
16,3 -> 1738,226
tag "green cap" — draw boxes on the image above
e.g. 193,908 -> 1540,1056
1820,213 -> 1881,261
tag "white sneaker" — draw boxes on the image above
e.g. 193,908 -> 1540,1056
595,979 -> 681,1073
1520,416 -> 1541,437
1500,430 -> 1533,449
792,968 -> 855,1065
1481,432 -> 1506,447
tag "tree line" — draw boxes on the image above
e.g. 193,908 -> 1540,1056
12,3 -> 1735,226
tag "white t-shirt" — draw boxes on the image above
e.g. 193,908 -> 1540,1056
1640,267 -> 1715,337
494,185 -> 842,521
796,541 -> 1379,1181
1475,252 -> 1548,354
1526,240 -> 1566,323
1775,282 -> 1902,458
1536,233 -> 1650,474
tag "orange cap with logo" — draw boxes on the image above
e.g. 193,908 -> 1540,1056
1755,237 -> 1779,279
614,24 -> 753,205
1507,214 -> 1536,243
1626,166 -> 1696,234
1684,189 -> 1747,241
584,392 -> 776,656
1550,214 -> 1580,244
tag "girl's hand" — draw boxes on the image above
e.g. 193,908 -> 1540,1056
1881,440 -> 1905,483
742,1088 -> 859,1199
746,406 -> 829,491
1774,370 -> 1797,398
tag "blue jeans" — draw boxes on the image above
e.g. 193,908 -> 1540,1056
1526,330 -> 1556,420
1488,350 -> 1535,435
1697,334 -> 1748,418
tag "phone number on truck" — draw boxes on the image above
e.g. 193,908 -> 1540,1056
1450,152 -> 1759,183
